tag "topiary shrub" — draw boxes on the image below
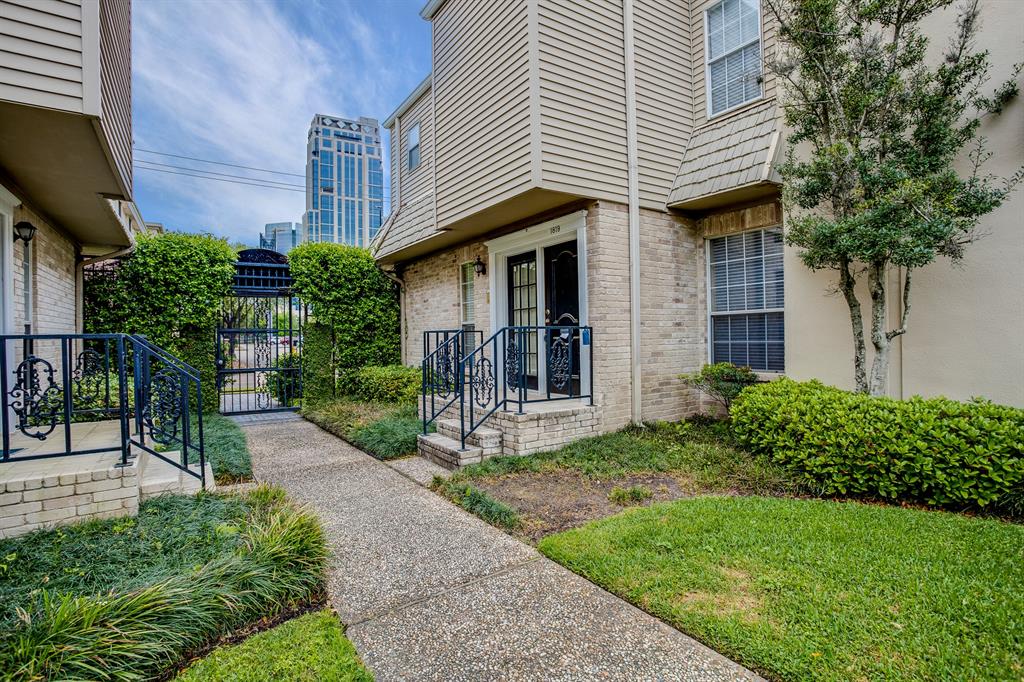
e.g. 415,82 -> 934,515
84,232 -> 236,412
301,323 -> 336,406
289,244 -> 399,390
350,365 -> 420,404
731,379 -> 1024,510
680,362 -> 760,413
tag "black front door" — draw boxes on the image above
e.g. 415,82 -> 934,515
544,241 -> 581,395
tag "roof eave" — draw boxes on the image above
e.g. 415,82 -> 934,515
383,74 -> 432,129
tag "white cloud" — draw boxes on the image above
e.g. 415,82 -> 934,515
132,0 -> 414,243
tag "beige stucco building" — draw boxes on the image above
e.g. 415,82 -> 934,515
376,0 -> 1022,465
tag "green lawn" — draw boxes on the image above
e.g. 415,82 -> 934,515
177,610 -> 372,681
303,399 -> 426,460
539,496 -> 1024,681
199,412 -> 254,483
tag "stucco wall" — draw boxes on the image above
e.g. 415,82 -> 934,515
784,0 -> 1024,407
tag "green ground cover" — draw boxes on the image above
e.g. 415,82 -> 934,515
200,412 -> 253,483
303,399 -> 427,460
176,610 -> 372,682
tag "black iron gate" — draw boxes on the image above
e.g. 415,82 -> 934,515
216,249 -> 304,415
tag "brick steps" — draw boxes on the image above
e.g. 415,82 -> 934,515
417,401 -> 601,470
138,450 -> 214,501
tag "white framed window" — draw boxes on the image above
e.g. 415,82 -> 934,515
407,123 -> 421,171
707,227 -> 784,372
460,261 -> 475,327
705,0 -> 762,117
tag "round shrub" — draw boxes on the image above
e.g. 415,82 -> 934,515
731,379 -> 1024,510
351,365 -> 420,403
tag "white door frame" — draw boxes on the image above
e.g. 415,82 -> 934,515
0,186 -> 18,427
484,210 -> 590,395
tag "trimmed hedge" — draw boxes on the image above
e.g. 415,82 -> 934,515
731,379 -> 1024,509
350,365 -> 420,403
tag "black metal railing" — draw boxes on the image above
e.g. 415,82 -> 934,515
421,325 -> 593,449
0,333 -> 206,488
420,328 -> 481,433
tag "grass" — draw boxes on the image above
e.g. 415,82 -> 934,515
199,412 -> 253,483
431,479 -> 521,530
539,496 -> 1024,681
449,419 -> 798,495
0,485 -> 327,681
303,399 -> 429,460
608,484 -> 653,506
176,610 -> 372,681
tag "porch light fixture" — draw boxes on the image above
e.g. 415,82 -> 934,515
13,221 -> 36,244
473,255 -> 486,277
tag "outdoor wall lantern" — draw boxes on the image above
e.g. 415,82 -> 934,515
474,255 -> 487,277
13,221 -> 36,244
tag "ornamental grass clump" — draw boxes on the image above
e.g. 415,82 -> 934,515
731,378 -> 1024,511
0,485 -> 327,681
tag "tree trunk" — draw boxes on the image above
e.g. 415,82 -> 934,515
867,263 -> 890,397
838,260 -> 869,393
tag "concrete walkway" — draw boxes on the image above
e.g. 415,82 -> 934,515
240,414 -> 760,682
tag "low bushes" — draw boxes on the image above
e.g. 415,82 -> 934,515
303,400 -> 426,460
431,479 -> 521,530
0,486 -> 327,681
200,412 -> 253,483
350,365 -> 420,404
732,379 -> 1024,510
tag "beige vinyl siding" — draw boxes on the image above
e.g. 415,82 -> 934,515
388,120 -> 400,210
432,0 -> 533,229
537,0 -> 627,203
690,0 -> 776,128
397,88 -> 433,204
634,0 -> 692,208
98,0 -> 131,194
0,0 -> 85,112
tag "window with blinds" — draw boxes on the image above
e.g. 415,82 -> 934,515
460,262 -> 475,327
705,0 -> 762,117
708,228 -> 784,371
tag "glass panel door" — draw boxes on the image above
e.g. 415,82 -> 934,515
507,251 -> 538,390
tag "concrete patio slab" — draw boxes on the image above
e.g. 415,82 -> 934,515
385,454 -> 452,486
242,417 -> 761,681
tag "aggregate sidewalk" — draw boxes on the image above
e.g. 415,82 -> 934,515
240,414 -> 761,682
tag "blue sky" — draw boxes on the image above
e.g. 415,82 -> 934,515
131,0 -> 431,245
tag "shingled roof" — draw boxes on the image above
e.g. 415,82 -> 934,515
667,99 -> 780,208
372,192 -> 437,260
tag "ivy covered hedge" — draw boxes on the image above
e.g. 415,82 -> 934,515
350,365 -> 420,403
289,243 -> 400,403
84,232 -> 236,411
732,379 -> 1024,511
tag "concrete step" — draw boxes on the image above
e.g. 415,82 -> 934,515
435,419 -> 502,456
416,433 -> 483,470
139,450 -> 215,500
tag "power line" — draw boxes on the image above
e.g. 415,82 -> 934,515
134,164 -> 305,192
134,160 -> 304,188
133,147 -> 305,178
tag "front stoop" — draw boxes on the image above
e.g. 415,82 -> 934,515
138,450 -> 216,501
417,401 -> 601,470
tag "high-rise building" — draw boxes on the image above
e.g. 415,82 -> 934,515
305,115 -> 385,247
260,221 -> 298,254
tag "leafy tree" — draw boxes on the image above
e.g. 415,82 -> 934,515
680,363 -> 760,413
84,231 -> 236,410
288,243 -> 400,394
765,0 -> 1022,395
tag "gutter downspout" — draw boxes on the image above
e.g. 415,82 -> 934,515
623,0 -> 642,424
381,266 -> 407,364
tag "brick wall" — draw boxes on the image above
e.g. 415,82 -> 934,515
638,207 -> 706,421
11,203 -> 78,367
402,241 -> 490,366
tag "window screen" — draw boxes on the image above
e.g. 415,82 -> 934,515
706,0 -> 762,116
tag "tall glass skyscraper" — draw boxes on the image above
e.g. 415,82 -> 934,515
304,115 -> 384,247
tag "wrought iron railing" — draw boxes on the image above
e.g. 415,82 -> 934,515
0,333 -> 206,488
420,328 -> 481,433
421,325 -> 594,449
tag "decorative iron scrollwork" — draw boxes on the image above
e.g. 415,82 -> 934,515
255,372 -> 272,410
73,348 -> 106,404
472,356 -> 494,408
142,367 -> 183,445
548,333 -> 571,391
434,343 -> 458,398
505,336 -> 521,387
8,355 -> 62,440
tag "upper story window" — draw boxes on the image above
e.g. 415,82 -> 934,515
407,123 -> 421,171
705,0 -> 762,117
708,227 -> 784,372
